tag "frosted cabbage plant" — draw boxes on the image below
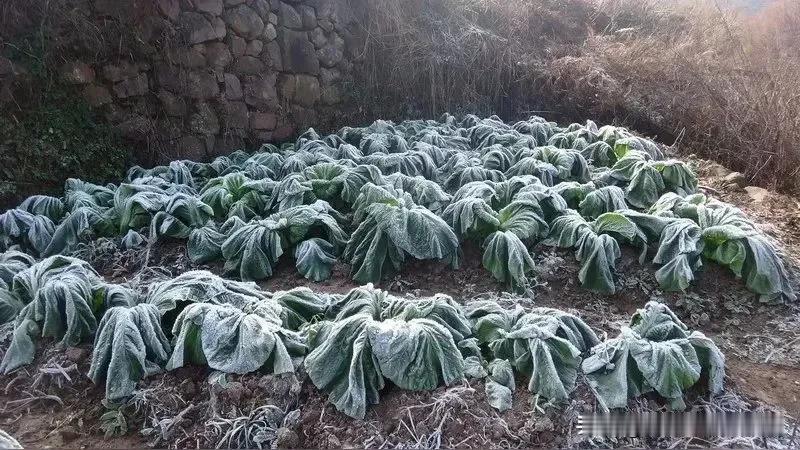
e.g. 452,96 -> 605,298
607,146 -> 697,209
582,301 -> 725,410
344,184 -> 458,284
442,178 -> 549,289
166,298 -> 305,375
0,256 -> 129,373
465,301 -> 599,404
219,201 -> 347,281
544,211 -> 645,293
624,193 -> 796,301
304,285 -> 471,419
89,303 -> 171,400
0,209 -> 55,256
199,172 -> 270,221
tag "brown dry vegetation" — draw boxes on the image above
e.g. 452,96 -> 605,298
358,0 -> 800,191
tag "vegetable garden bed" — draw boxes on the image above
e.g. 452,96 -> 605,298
0,114 -> 797,448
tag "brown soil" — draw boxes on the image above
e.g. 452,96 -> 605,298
295,376 -> 584,448
726,360 -> 800,418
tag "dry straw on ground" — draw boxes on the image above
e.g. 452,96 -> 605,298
360,0 -> 800,191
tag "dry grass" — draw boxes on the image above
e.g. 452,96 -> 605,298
360,0 -> 800,191
581,0 -> 800,190
358,0 -> 598,119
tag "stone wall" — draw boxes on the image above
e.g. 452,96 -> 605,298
6,0 -> 366,163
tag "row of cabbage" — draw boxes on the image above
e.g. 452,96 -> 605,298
0,256 -> 724,418
0,114 -> 794,301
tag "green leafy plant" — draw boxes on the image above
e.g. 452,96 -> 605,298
642,197 -> 796,300
220,202 -> 347,281
544,211 -> 645,293
481,231 -> 536,288
167,300 -> 305,375
294,238 -> 337,282
112,186 -> 169,234
88,303 -> 171,400
552,181 -> 596,209
608,150 -> 698,209
505,156 -> 559,186
442,180 -> 548,289
608,133 -> 664,160
343,184 -> 458,283
304,285 -> 471,419
465,301 -> 599,404
694,203 -> 794,301
302,162 -> 349,204
126,161 -> 195,189
533,146 -> 591,182
481,146 -> 519,172
484,359 -> 516,411
578,186 -> 627,219
340,164 -> 385,205
18,195 -> 64,221
187,222 -> 226,264
0,209 -> 55,256
442,157 -> 506,191
270,287 -> 330,330
362,150 -> 437,179
649,192 -> 708,221
203,150 -> 251,177
652,218 -> 704,291
63,178 -> 115,213
44,207 -> 108,256
240,151 -> 285,180
120,229 -> 145,249
268,174 -> 314,211
512,116 -> 557,145
145,270 -> 270,315
581,141 -> 616,167
0,257 -> 104,373
199,172 -> 271,221
11,255 -> 100,304
0,250 -> 35,286
384,173 -> 451,213
99,401 -> 129,437
359,132 -> 409,155
0,283 -> 18,315
582,301 -> 725,410
149,194 -> 214,240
